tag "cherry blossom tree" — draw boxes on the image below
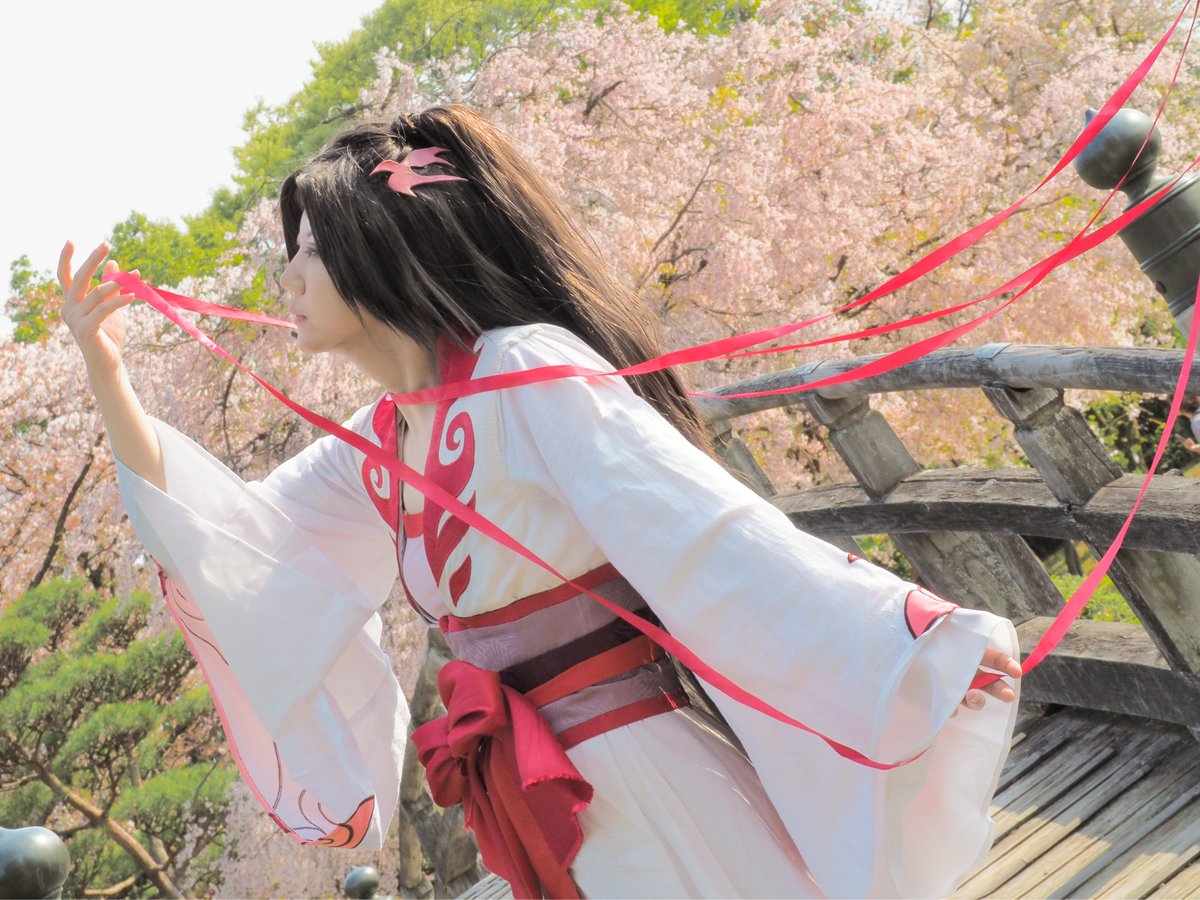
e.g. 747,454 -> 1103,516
361,0 -> 1196,484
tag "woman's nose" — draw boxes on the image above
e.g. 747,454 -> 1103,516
280,256 -> 302,295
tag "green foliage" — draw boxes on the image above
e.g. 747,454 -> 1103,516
0,616 -> 48,694
233,0 -> 757,195
8,255 -> 49,296
54,701 -> 162,779
0,781 -> 55,827
107,206 -> 237,289
76,592 -> 153,655
1081,392 -> 1197,474
1051,572 -> 1139,623
6,578 -> 103,652
0,578 -> 232,898
113,763 -> 237,849
608,0 -> 758,32
856,534 -> 916,581
6,255 -> 59,344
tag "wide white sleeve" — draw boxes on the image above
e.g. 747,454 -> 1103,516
495,326 -> 1018,898
116,410 -> 406,851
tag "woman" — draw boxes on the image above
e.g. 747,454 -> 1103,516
61,105 -> 1021,899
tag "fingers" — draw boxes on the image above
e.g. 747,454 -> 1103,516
78,243 -> 110,291
961,678 -> 1017,710
961,680 -> 1012,711
63,280 -> 125,329
980,647 -> 1023,679
961,647 -> 1021,710
60,242 -> 110,301
84,292 -> 136,325
57,241 -> 75,290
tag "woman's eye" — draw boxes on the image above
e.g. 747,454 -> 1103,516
304,245 -> 320,258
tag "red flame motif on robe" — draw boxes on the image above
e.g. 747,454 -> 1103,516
424,339 -> 481,606
311,795 -> 376,848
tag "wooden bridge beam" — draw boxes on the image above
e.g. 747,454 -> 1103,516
772,468 -> 1200,554
1014,617 -> 1200,728
984,384 -> 1200,674
801,393 -> 1062,623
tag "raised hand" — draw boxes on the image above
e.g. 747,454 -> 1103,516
57,241 -> 164,490
961,647 -> 1022,710
58,242 -> 137,376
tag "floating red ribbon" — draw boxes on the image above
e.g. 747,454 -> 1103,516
109,0 -> 1200,765
114,268 -> 924,770
127,0 -> 1194,410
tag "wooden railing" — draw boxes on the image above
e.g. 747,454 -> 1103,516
697,343 -> 1200,733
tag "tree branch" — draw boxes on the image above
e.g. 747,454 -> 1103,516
219,367 -> 237,465
29,433 -> 103,589
583,81 -> 624,118
635,155 -> 717,291
18,746 -> 183,899
83,872 -> 142,897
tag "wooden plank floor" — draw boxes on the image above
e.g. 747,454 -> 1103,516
460,706 -> 1200,899
955,705 -> 1200,899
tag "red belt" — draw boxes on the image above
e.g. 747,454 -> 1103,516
414,661 -> 590,899
413,634 -> 688,898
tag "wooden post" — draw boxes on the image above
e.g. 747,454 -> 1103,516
711,422 -> 862,556
803,392 -> 1062,622
710,422 -> 778,498
984,384 -> 1200,673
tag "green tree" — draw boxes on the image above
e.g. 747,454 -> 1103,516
6,256 -> 58,344
233,0 -> 561,196
1082,392 -> 1197,475
233,0 -> 759,199
0,579 -> 235,898
107,188 -> 244,289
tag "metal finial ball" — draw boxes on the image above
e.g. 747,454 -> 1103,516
344,865 -> 381,899
0,827 -> 70,900
1073,107 -> 1164,199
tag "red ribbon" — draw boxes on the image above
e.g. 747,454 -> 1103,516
110,0 -> 1200,766
413,661 -> 592,899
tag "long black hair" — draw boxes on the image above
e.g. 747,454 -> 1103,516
280,105 -> 709,449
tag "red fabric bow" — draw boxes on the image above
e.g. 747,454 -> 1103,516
413,661 -> 593,899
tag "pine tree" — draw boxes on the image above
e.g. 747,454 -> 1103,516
0,579 -> 234,898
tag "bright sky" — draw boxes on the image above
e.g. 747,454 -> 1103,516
0,0 -> 385,285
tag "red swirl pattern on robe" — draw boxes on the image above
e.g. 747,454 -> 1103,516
155,568 -> 375,850
311,795 -> 375,848
424,339 -> 481,606
362,400 -> 400,540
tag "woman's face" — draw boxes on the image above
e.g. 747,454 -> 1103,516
280,212 -> 369,355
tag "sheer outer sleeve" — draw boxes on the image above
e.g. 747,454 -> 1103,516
116,409 -> 406,850
494,325 -> 1019,898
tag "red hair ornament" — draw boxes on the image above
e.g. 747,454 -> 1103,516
370,147 -> 466,196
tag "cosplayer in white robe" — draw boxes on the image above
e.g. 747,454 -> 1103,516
118,323 -> 1019,898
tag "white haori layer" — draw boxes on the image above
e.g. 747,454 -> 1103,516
118,419 -> 406,849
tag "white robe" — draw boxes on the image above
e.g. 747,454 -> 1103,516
118,323 -> 1019,898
